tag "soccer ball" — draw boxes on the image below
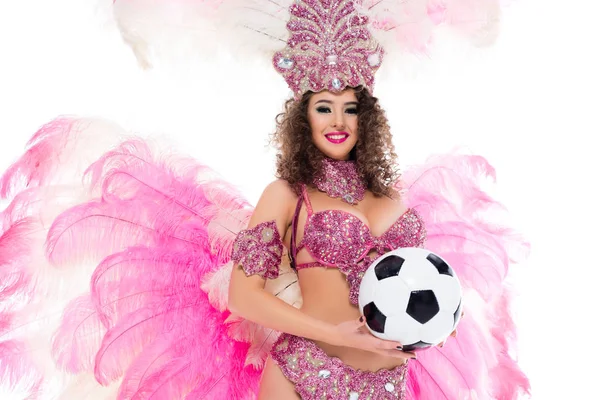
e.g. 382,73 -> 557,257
358,247 -> 463,351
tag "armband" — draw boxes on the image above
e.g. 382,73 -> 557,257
231,220 -> 283,279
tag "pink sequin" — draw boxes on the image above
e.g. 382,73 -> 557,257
273,0 -> 384,99
298,208 -> 426,305
313,158 -> 366,205
271,333 -> 408,399
231,220 -> 283,279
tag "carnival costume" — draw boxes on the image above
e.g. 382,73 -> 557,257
1,1 -> 530,399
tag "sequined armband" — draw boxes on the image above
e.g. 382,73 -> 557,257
231,220 -> 283,279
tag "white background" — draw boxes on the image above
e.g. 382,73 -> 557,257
1,0 -> 599,399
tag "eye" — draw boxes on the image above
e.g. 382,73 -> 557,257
316,106 -> 331,113
346,108 -> 358,115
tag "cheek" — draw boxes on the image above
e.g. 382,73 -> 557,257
309,114 -> 326,134
350,117 -> 359,134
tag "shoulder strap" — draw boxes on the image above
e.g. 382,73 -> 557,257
289,192 -> 304,269
300,184 -> 313,215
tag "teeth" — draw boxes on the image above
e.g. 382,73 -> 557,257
327,135 -> 347,140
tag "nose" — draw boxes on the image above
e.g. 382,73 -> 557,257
331,111 -> 345,130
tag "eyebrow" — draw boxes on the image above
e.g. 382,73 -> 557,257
314,100 -> 359,106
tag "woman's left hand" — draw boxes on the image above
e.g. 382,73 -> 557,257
437,310 -> 464,348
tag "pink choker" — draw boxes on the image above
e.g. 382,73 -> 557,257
313,158 -> 366,205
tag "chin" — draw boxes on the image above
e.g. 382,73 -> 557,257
319,143 -> 355,160
322,150 -> 351,160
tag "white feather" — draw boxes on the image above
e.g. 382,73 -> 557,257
112,0 -> 294,69
111,0 -> 504,78
200,261 -> 234,312
212,0 -> 293,57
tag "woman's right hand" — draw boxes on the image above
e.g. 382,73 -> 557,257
332,317 -> 417,360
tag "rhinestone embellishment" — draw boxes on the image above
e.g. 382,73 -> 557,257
368,53 -> 381,67
313,158 -> 366,205
318,369 -> 331,378
277,57 -> 294,69
271,333 -> 409,399
273,0 -> 384,99
385,382 -> 395,392
261,227 -> 274,242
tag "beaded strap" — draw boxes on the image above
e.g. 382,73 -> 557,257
231,220 -> 283,279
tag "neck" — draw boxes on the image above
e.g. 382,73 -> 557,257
313,157 -> 366,205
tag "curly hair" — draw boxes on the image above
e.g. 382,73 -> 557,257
270,86 -> 399,198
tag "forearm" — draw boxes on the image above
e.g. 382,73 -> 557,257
229,287 -> 338,345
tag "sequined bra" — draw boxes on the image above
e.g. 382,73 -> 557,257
290,185 -> 427,305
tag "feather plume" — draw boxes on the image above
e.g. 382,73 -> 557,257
1,116 -> 529,399
399,151 -> 530,399
112,0 -> 223,69
51,295 -> 107,374
0,218 -> 36,302
202,252 -> 302,367
1,116 -> 265,398
54,373 -> 120,400
360,0 -> 501,53
87,245 -> 261,397
111,0 -> 504,72
0,340 -> 43,397
0,117 -> 125,201
0,117 -> 75,200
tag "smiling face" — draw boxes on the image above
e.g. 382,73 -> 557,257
307,89 -> 359,160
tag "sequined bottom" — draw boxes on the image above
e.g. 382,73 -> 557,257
270,333 -> 408,400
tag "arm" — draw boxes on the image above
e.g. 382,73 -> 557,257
228,181 -> 415,359
227,180 -> 339,344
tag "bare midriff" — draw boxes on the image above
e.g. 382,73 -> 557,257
296,263 -> 408,373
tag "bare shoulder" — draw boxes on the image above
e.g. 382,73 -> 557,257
248,179 -> 297,232
259,179 -> 297,205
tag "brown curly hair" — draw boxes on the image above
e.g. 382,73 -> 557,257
270,86 -> 399,198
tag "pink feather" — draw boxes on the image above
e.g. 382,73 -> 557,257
1,117 -> 264,398
1,117 -> 529,399
51,294 -> 107,374
85,245 -> 261,396
0,340 -> 44,398
38,122 -> 262,397
399,152 -> 531,399
0,117 -> 76,200
0,218 -> 35,302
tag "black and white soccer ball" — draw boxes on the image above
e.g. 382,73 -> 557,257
358,247 -> 463,351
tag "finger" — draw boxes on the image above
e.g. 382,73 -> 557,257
370,337 -> 404,350
380,349 -> 417,359
357,324 -> 371,334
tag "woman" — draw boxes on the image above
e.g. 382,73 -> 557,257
230,86 -> 424,399
0,1 -> 529,399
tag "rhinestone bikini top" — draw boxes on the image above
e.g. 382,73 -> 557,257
290,185 -> 427,305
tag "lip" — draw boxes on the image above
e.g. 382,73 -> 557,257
325,131 -> 349,144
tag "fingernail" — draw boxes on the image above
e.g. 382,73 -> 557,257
359,316 -> 364,323
396,346 -> 403,350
